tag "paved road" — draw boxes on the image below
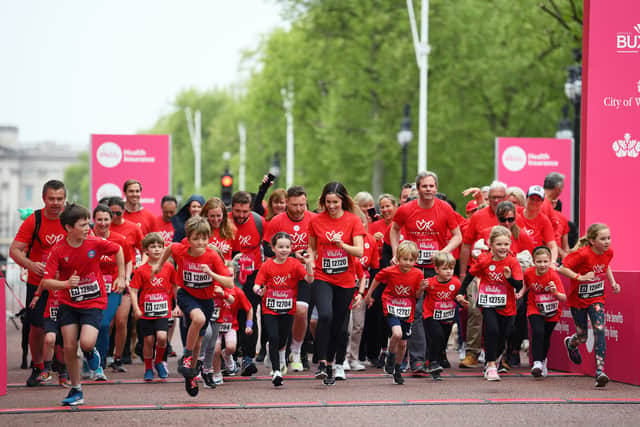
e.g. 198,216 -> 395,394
1,326 -> 638,426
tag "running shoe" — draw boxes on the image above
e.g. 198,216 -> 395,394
241,358 -> 257,377
542,359 -> 548,377
484,366 -> 500,381
213,372 -> 224,385
289,353 -> 304,372
38,370 -> 52,384
58,370 -> 71,388
109,358 -> 127,373
184,374 -> 199,397
498,360 -> 509,374
334,364 -> 346,380
384,352 -> 395,376
144,369 -> 154,382
314,363 -> 328,379
342,359 -> 351,371
564,336 -> 582,364
393,368 -> 405,385
350,360 -> 366,371
459,353 -> 479,369
178,355 -> 193,378
595,371 -> 609,388
272,370 -> 283,387
26,367 -> 44,387
86,348 -> 101,371
202,372 -> 216,389
323,365 -> 336,386
61,388 -> 84,406
301,354 -> 310,371
155,362 -> 169,379
256,347 -> 266,363
412,361 -> 427,376
81,359 -> 92,379
93,366 -> 108,381
531,361 -> 543,378
429,361 -> 443,376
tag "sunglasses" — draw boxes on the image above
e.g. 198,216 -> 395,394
498,216 -> 515,223
111,211 -> 123,216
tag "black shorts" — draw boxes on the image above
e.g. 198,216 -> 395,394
57,305 -> 102,330
138,318 -> 169,337
26,283 -> 48,328
176,289 -> 214,337
386,315 -> 412,340
43,317 -> 60,335
296,280 -> 310,305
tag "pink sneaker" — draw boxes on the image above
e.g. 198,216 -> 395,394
484,366 -> 501,381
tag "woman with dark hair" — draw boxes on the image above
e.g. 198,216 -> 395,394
308,182 -> 365,385
172,195 -> 205,243
201,197 -> 235,261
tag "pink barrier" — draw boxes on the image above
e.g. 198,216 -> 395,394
547,272 -> 640,385
1,278 -> 6,396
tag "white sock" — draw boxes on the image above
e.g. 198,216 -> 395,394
290,339 -> 303,354
279,350 -> 286,367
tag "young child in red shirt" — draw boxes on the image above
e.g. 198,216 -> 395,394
153,216 -> 233,397
42,204 -> 126,406
130,232 -> 179,382
365,240 -> 426,385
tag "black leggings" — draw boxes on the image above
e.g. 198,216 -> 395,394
423,317 -> 453,364
311,280 -> 354,364
482,309 -> 515,362
528,315 -> 556,362
237,271 -> 259,360
364,283 -> 389,360
263,314 -> 293,371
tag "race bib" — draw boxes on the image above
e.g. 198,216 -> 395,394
69,278 -> 101,302
238,254 -> 256,274
321,248 -> 349,274
417,240 -> 439,266
211,307 -> 221,321
433,300 -> 456,321
578,280 -> 605,299
49,306 -> 58,321
219,322 -> 232,333
183,269 -> 212,289
386,298 -> 412,319
534,293 -> 559,317
103,275 -> 113,294
143,294 -> 169,317
477,282 -> 507,309
266,297 -> 294,312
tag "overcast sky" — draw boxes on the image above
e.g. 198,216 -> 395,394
0,0 -> 284,148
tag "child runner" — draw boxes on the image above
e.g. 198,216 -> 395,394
153,216 -> 233,396
558,223 -> 621,388
423,251 -> 464,380
42,204 -> 126,406
516,246 -> 566,379
365,241 -> 426,385
456,225 -> 523,382
254,232 -> 314,387
129,232 -> 179,382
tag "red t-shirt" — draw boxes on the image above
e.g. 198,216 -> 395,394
552,211 -> 570,246
154,216 -> 175,246
110,219 -> 144,262
392,199 -> 459,268
14,212 -> 66,286
44,289 -> 61,321
265,211 -> 315,252
129,262 -> 176,319
423,275 -> 462,321
44,236 -> 121,310
123,208 -> 156,236
479,227 -> 536,257
469,253 -> 523,317
231,213 -> 265,273
524,267 -> 565,322
309,211 -> 366,288
209,228 -> 234,261
218,286 -> 252,331
368,219 -> 391,256
98,232 -> 131,293
562,246 -> 613,309
375,265 -> 424,323
360,233 -> 380,273
170,243 -> 231,299
210,287 -> 232,322
256,258 -> 307,315
462,206 -> 499,245
516,207 -> 555,247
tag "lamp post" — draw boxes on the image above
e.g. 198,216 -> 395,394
555,105 -> 573,140
270,153 -> 281,187
564,48 -> 582,226
397,104 -> 413,187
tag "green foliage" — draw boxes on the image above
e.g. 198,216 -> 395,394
63,151 -> 89,206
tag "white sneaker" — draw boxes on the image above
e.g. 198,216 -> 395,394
458,342 -> 467,361
213,372 -> 224,385
334,364 -> 346,380
350,360 -> 366,371
289,353 -> 303,372
531,361 -> 543,378
542,358 -> 548,377
521,339 -> 530,352
342,360 -> 351,371
478,350 -> 486,364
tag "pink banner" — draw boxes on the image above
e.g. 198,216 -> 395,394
580,0 -> 640,271
0,277 -> 6,396
90,135 -> 171,216
495,137 -> 574,220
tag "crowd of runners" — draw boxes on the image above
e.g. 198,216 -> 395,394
6,170 -> 621,406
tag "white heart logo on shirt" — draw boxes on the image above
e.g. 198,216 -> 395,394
325,231 -> 343,241
291,232 -> 307,244
239,235 -> 252,246
273,276 -> 288,285
360,256 -> 369,266
151,277 -> 164,287
45,234 -> 64,246
415,220 -> 434,231
395,285 -> 412,296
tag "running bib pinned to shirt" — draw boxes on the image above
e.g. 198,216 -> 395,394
321,248 -> 349,275
103,274 -> 113,294
534,293 -> 559,317
477,282 -> 507,309
219,322 -> 232,333
386,298 -> 412,319
69,278 -> 101,302
211,307 -> 221,321
49,306 -> 58,321
433,300 -> 456,321
578,279 -> 605,299
183,269 -> 212,289
417,240 -> 439,266
143,294 -> 169,317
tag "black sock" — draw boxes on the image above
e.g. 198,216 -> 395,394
44,360 -> 52,371
184,349 -> 193,358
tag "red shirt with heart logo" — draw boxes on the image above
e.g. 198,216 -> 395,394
256,257 -> 307,315
129,262 -> 176,319
376,265 -> 424,323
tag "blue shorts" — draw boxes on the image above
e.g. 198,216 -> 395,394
57,305 -> 102,330
177,289 -> 214,337
386,315 -> 412,340
44,317 -> 60,335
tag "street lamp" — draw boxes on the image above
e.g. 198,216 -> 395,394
270,152 -> 281,187
397,104 -> 413,187
564,48 -> 582,226
555,105 -> 573,140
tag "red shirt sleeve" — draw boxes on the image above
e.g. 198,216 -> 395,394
14,214 -> 36,244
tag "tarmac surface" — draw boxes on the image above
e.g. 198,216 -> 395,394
1,325 -> 638,426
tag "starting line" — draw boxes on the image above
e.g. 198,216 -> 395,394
7,371 -> 587,388
2,397 -> 640,414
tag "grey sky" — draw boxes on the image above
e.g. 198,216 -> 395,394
1,0 -> 283,148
